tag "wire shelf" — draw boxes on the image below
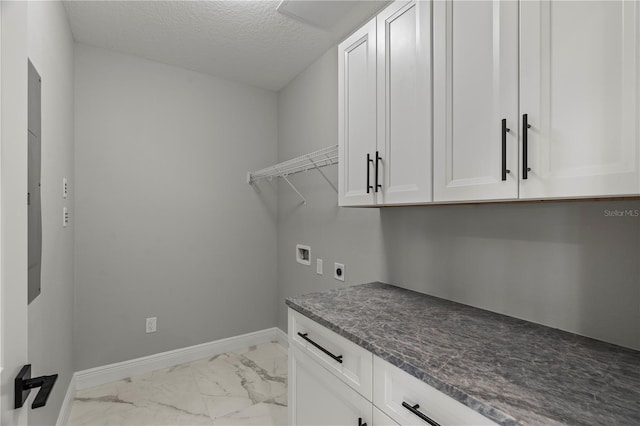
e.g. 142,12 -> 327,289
248,145 -> 338,183
247,144 -> 339,204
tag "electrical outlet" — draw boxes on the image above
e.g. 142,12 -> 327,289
146,317 -> 157,333
63,207 -> 69,227
316,258 -> 323,275
334,263 -> 345,282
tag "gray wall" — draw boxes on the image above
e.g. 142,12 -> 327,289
27,2 -> 76,425
277,47 -> 388,331
276,46 -> 640,351
381,202 -> 640,350
74,44 -> 279,370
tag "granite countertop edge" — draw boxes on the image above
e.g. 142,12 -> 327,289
285,299 -> 519,426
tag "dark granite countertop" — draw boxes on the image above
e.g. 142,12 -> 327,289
285,282 -> 640,426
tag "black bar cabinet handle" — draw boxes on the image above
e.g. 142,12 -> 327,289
366,154 -> 373,193
297,332 -> 343,363
358,417 -> 367,426
375,151 -> 382,192
501,119 -> 510,181
402,402 -> 441,426
522,114 -> 531,179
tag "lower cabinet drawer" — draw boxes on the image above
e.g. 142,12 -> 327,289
288,308 -> 373,400
289,345 -> 371,426
374,406 -> 400,426
373,356 -> 497,426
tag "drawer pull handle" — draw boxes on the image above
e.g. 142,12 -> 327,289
297,332 -> 343,364
402,401 -> 441,426
358,417 -> 367,426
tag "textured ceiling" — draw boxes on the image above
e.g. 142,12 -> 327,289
63,0 -> 389,91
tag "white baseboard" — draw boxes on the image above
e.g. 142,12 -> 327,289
56,374 -> 76,426
276,327 -> 289,348
75,327 -> 283,391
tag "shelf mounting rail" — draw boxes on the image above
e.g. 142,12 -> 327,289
247,144 -> 338,204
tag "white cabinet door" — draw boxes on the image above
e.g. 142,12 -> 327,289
289,346 -> 372,426
373,407 -> 399,426
377,0 -> 432,205
433,0 -> 519,202
520,0 -> 640,199
339,18 -> 378,207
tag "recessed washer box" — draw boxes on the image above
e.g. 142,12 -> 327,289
296,244 -> 311,266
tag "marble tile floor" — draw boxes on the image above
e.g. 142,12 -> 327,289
68,342 -> 288,426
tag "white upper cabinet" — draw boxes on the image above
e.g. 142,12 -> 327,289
339,0 -> 639,206
377,0 -> 432,205
338,18 -> 377,206
519,0 -> 640,199
339,0 -> 432,207
433,0 -> 519,202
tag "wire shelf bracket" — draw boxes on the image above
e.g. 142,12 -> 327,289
247,144 -> 339,204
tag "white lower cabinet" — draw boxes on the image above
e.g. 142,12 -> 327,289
289,309 -> 373,400
289,309 -> 498,426
372,356 -> 496,426
373,406 -> 400,426
289,346 -> 371,426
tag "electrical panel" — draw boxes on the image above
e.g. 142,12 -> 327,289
28,60 -> 42,304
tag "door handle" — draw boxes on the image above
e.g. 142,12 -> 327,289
366,154 -> 373,193
501,119 -> 510,181
15,364 -> 58,409
375,151 -> 382,192
522,114 -> 532,179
